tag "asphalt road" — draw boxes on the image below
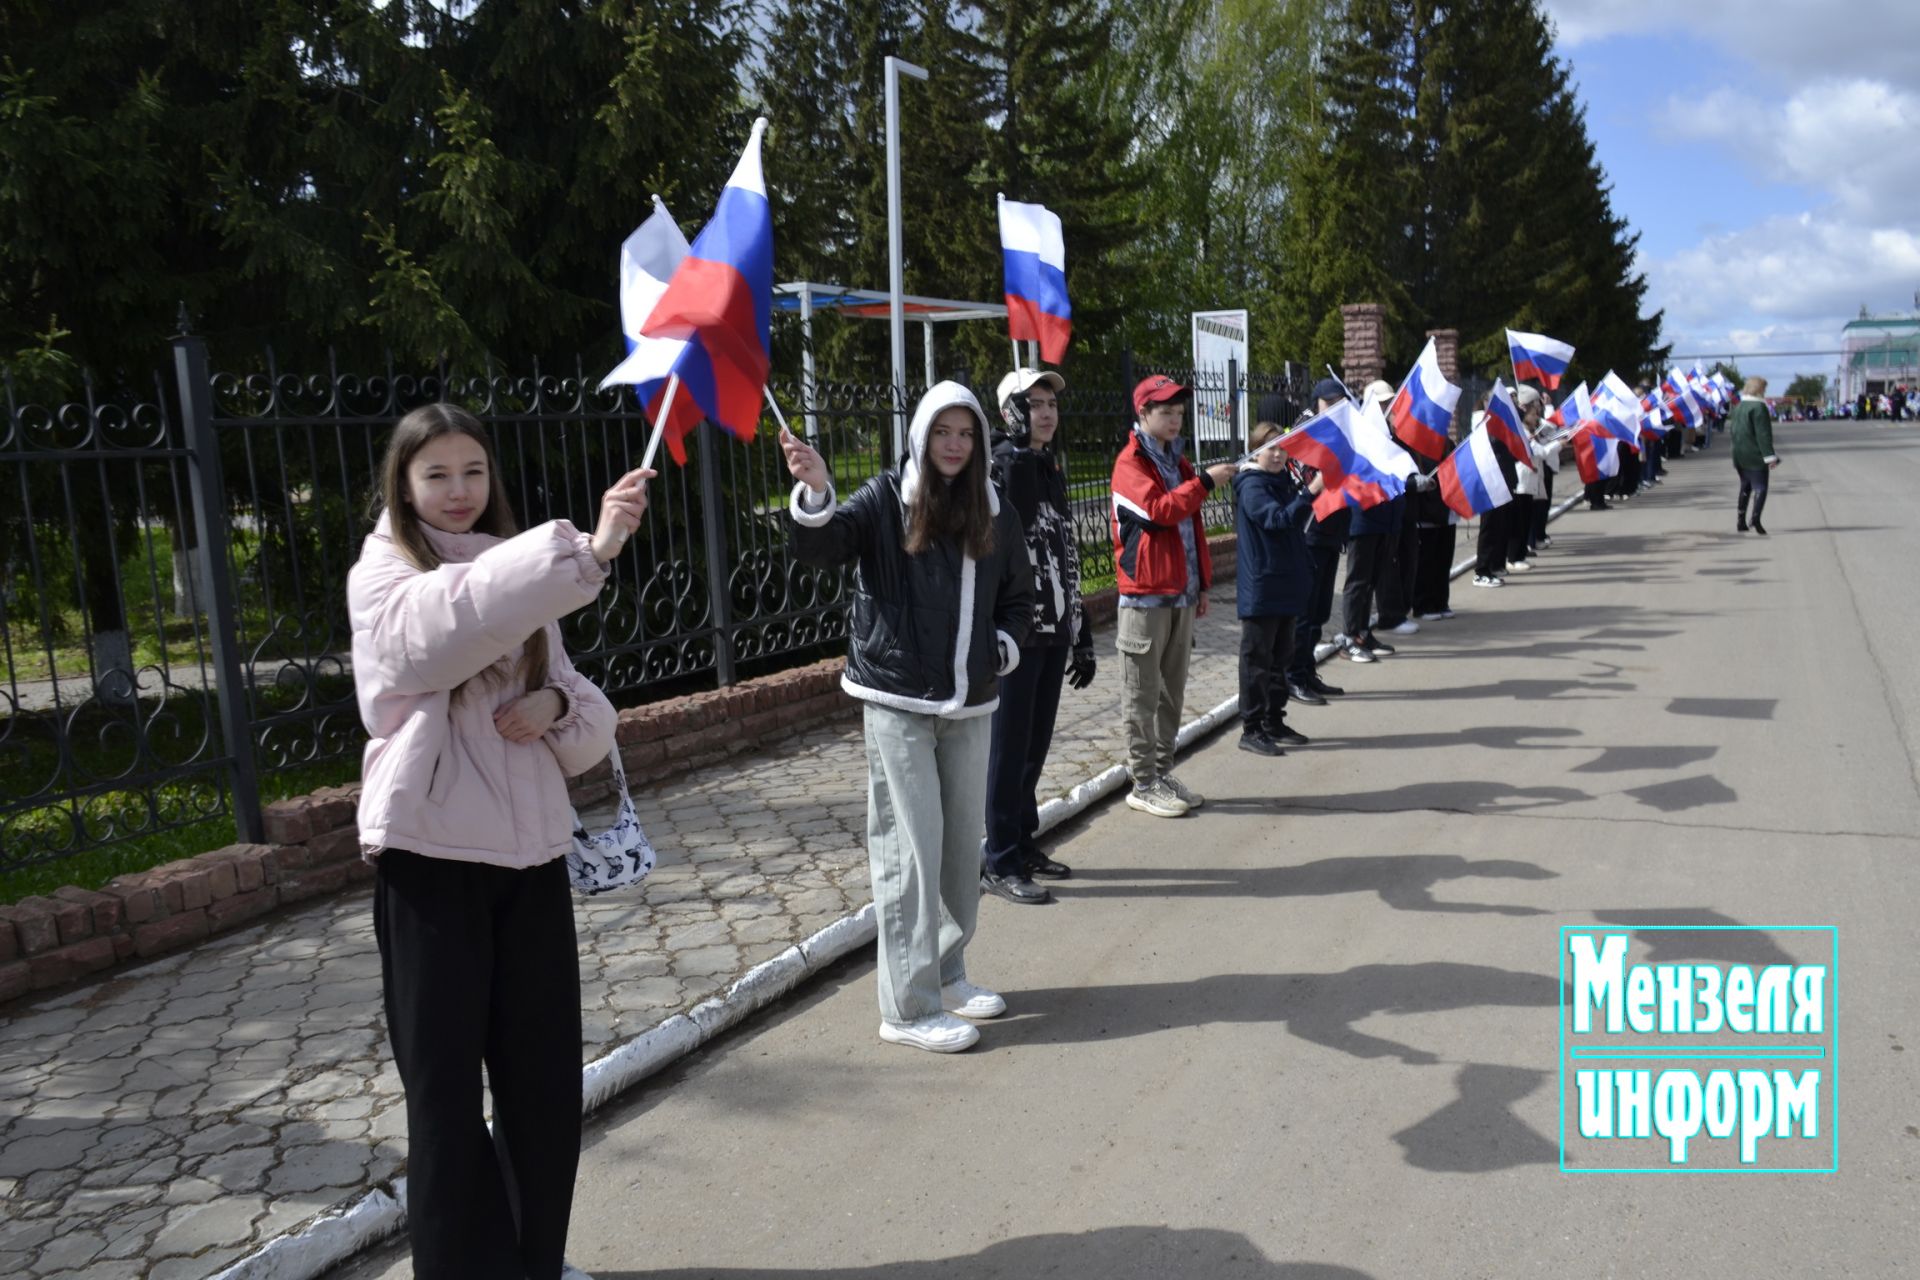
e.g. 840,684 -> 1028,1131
336,418 -> 1920,1279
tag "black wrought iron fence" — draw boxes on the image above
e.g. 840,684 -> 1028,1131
3,339 -> 1304,878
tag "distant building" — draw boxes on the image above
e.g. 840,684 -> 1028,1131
1839,310 -> 1920,402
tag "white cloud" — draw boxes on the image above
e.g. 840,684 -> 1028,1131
1659,79 -> 1920,222
1543,1 -> 1920,88
1651,212 -> 1920,328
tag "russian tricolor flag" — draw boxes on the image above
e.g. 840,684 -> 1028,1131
599,196 -> 706,447
1437,423 -> 1513,518
998,196 -> 1072,363
1637,392 -> 1668,438
1278,399 -> 1404,505
1506,328 -> 1576,390
1596,373 -> 1645,449
1663,370 -> 1701,427
1483,380 -> 1535,463
1388,338 -> 1459,460
630,118 -> 773,464
1572,424 -> 1621,484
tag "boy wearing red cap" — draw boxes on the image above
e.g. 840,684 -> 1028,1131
1109,376 -> 1237,817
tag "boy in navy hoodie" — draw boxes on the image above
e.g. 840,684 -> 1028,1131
1232,416 -> 1323,755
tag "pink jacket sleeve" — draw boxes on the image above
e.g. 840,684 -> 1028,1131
543,638 -> 618,778
349,520 -> 608,698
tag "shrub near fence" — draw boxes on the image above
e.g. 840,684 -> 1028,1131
3,341 -> 1307,902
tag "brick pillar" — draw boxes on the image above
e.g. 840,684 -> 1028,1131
1426,328 -> 1461,383
1341,303 -> 1387,387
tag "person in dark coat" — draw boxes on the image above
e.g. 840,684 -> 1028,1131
980,367 -> 1092,905
1285,383 -> 1352,702
1728,376 -> 1781,535
1232,418 -> 1323,756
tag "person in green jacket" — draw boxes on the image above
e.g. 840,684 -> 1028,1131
1728,376 -> 1781,535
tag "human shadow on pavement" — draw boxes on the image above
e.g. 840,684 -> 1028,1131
1665,696 -> 1776,720
1588,910 -> 1800,966
1207,780 -> 1591,817
614,1230 -> 1375,1279
1065,855 -> 1555,916
992,962 -> 1562,1064
1339,678 -> 1634,703
1301,725 -> 1583,753
1621,774 -> 1738,812
1391,1063 -> 1558,1173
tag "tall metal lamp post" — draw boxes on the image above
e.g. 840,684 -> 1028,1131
885,54 -> 928,464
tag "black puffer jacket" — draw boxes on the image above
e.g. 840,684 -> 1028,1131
990,433 -> 1091,655
789,384 -> 1034,718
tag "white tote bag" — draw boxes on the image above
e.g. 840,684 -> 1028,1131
565,749 -> 657,895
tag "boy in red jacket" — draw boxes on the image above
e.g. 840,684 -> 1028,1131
1110,375 -> 1237,817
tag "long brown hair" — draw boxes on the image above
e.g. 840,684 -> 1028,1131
374,403 -> 549,693
903,414 -> 997,560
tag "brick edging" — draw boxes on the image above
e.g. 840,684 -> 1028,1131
0,531 -> 1240,1007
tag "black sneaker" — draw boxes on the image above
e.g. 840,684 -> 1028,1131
1286,681 -> 1328,706
1272,723 -> 1310,746
981,868 -> 1051,904
1751,520 -> 1767,536
1360,633 -> 1395,656
1238,732 -> 1285,757
1305,675 -> 1345,697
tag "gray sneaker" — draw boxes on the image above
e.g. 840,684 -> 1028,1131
1125,779 -> 1189,817
1161,773 -> 1205,809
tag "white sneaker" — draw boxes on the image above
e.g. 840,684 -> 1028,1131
1432,608 -> 1456,619
1313,641 -> 1341,663
1161,773 -> 1206,809
1126,780 -> 1188,817
1506,560 -> 1532,573
1344,638 -> 1376,662
1539,535 -> 1553,547
942,980 -> 1007,1019
879,1012 -> 980,1053
1388,619 -> 1420,635
1472,575 -> 1504,588
562,1264 -> 594,1280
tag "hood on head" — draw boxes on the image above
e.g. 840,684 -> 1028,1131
902,380 -> 999,516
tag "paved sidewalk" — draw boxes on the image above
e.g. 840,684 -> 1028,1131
0,591 -> 1244,1278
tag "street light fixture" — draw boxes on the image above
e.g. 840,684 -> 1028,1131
885,54 -> 928,465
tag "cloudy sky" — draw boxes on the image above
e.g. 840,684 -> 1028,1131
1541,0 -> 1920,390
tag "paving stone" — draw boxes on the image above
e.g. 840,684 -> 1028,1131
265,1142 -> 369,1195
150,1193 -> 267,1258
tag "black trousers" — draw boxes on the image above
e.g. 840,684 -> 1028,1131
1341,532 -> 1387,638
1377,518 -> 1419,629
1530,470 -> 1554,544
1585,480 -> 1610,509
983,643 -> 1069,877
1736,466 -> 1770,523
1475,506 -> 1509,577
1613,448 -> 1641,495
1414,525 -> 1457,615
375,851 -> 582,1280
1506,495 -> 1534,563
1288,543 -> 1342,682
1666,429 -> 1684,460
1239,615 -> 1297,735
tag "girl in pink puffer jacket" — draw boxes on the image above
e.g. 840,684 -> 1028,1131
349,402 -> 650,1280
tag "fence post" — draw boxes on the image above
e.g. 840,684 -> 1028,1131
173,333 -> 264,843
697,423 -> 738,687
1227,355 -> 1240,453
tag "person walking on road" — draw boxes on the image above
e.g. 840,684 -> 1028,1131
783,383 -> 1033,1054
1110,375 -> 1238,817
1233,417 -> 1321,757
981,367 -> 1092,906
351,403 -> 645,1280
1729,376 -> 1782,535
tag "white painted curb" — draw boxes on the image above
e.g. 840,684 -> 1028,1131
215,494 -> 1596,1278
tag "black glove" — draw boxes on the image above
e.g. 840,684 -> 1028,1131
1066,648 -> 1097,690
1004,391 -> 1032,446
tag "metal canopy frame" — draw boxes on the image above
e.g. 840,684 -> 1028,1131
774,282 -> 1013,437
